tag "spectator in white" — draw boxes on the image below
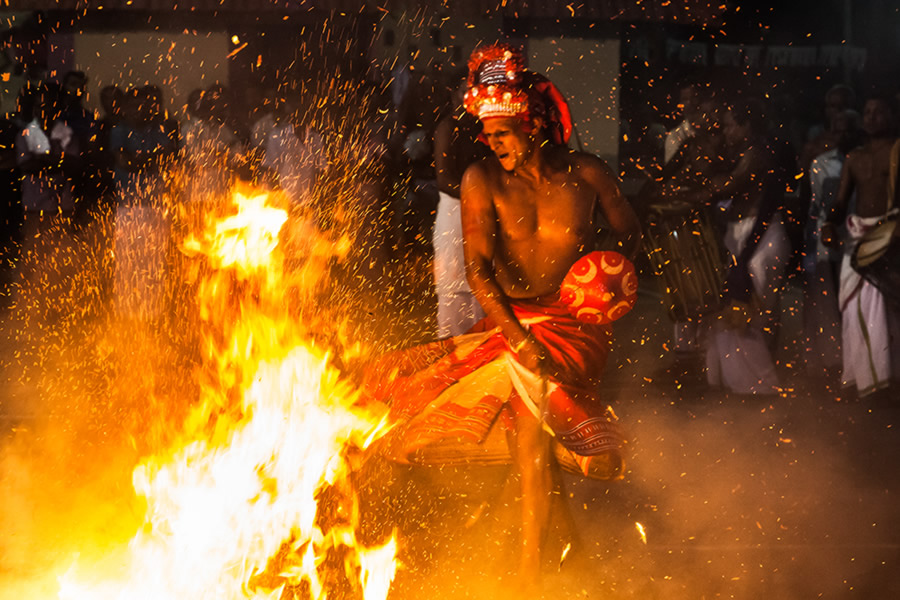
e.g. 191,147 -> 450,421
259,93 -> 325,205
663,81 -> 700,164
803,109 -> 861,377
432,75 -> 488,337
15,84 -> 78,235
799,85 -> 856,173
110,86 -> 177,320
181,86 -> 239,203
250,85 -> 277,150
180,88 -> 205,141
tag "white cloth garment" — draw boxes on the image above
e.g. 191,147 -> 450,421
24,118 -> 51,153
838,213 -> 895,395
804,148 -> 845,373
250,112 -> 276,150
261,122 -> 325,205
16,119 -> 76,213
664,120 -> 694,164
706,214 -> 790,394
433,191 -> 484,338
181,117 -> 237,203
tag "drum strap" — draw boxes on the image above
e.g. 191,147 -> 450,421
889,139 -> 900,213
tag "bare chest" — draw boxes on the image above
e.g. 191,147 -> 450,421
851,148 -> 894,215
492,177 -> 595,243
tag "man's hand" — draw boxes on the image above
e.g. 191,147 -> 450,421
515,334 -> 551,375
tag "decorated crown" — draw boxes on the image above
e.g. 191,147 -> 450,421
463,43 -> 574,146
463,43 -> 530,121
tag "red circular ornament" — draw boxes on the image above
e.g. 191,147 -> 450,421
560,251 -> 638,325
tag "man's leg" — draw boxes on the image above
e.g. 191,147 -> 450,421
513,412 -> 552,589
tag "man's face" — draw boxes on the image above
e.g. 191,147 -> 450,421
862,99 -> 893,137
34,92 -> 53,124
824,90 -> 850,124
481,116 -> 535,171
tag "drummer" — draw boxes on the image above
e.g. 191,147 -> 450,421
822,94 -> 900,397
639,90 -> 728,381
637,88 -> 727,217
670,97 -> 792,394
657,92 -> 728,208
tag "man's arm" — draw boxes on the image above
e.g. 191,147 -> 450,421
822,154 -> 855,247
460,163 -> 533,353
579,154 -> 642,259
676,147 -> 758,207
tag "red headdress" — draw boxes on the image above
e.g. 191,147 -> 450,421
463,43 -> 573,146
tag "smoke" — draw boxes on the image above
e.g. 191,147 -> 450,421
347,297 -> 900,599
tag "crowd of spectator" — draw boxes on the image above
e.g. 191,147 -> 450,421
1,61 -> 898,399
0,64 -> 460,330
635,79 -> 900,399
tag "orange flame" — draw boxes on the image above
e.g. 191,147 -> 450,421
57,188 -> 396,599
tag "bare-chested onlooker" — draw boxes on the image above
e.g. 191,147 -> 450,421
823,94 -> 900,396
367,44 -> 641,591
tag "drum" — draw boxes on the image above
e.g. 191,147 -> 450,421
851,220 -> 900,308
642,203 -> 726,321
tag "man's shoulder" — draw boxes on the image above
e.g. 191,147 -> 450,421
463,156 -> 500,179
563,149 -> 615,181
567,149 -> 606,167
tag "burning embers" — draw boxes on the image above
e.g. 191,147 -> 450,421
57,189 -> 397,600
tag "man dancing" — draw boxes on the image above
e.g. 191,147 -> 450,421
369,44 -> 641,588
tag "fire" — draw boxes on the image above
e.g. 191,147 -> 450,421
183,190 -> 288,276
57,188 -> 397,599
635,521 -> 648,545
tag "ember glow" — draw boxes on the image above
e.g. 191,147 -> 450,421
56,189 -> 397,600
635,522 -> 647,545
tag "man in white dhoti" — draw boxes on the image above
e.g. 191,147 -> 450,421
180,86 -> 240,205
258,95 -> 325,206
803,109 -> 861,377
824,96 -> 900,396
111,87 -> 177,320
432,77 -> 489,338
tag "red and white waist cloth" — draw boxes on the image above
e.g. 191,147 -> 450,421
363,251 -> 637,477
